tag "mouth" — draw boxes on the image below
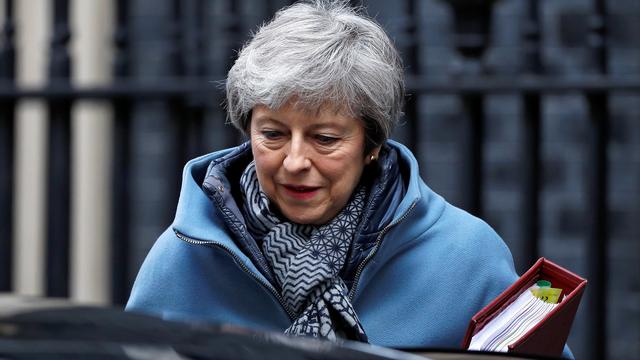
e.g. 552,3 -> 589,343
281,184 -> 320,200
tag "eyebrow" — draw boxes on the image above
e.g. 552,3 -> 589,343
254,116 -> 348,132
252,113 -> 275,123
308,122 -> 348,132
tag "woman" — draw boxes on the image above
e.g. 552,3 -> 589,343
127,0 -> 568,354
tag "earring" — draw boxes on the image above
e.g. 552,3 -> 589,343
370,154 -> 377,162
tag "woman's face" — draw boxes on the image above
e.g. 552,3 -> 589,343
250,102 -> 379,225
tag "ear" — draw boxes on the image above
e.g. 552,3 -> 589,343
365,146 -> 382,165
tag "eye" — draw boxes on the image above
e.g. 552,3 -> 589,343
262,130 -> 283,140
315,134 -> 339,145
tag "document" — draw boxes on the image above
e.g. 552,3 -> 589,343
461,257 -> 587,357
468,286 -> 558,352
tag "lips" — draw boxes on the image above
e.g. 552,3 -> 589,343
284,185 -> 318,192
281,184 -> 320,200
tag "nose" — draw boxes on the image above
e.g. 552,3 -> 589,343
283,135 -> 311,173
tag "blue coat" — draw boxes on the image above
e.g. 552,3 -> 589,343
126,140 -> 571,356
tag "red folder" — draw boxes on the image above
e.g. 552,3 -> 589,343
461,257 -> 587,357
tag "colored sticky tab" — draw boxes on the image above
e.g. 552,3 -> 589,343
536,280 -> 552,288
531,286 -> 562,304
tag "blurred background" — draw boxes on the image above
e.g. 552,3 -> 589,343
0,0 -> 637,359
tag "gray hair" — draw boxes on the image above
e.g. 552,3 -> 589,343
225,0 -> 405,151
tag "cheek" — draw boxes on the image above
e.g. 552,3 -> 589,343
252,140 -> 274,165
253,152 -> 270,173
252,147 -> 281,187
323,155 -> 365,187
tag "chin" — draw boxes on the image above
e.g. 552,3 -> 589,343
286,215 -> 319,225
282,210 -> 324,225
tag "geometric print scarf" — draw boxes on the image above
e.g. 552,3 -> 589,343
239,161 -> 368,342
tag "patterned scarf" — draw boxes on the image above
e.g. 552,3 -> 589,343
240,161 -> 368,342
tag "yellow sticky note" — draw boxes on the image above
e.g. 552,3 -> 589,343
531,287 -> 562,304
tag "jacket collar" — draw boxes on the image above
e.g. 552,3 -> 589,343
172,143 -> 253,250
384,140 -> 424,222
360,139 -> 423,231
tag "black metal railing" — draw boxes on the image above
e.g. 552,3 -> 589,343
110,0 -> 132,306
0,0 -> 15,292
46,0 -> 72,298
584,2 -> 609,359
0,0 -> 637,359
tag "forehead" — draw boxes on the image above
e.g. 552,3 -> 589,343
251,103 -> 360,129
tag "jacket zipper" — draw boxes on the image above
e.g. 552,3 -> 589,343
348,201 -> 418,301
207,186 -> 275,284
174,230 -> 296,320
